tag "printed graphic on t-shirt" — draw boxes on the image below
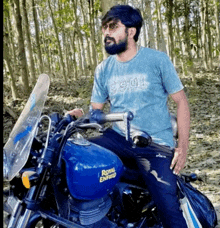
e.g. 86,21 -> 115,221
109,74 -> 149,95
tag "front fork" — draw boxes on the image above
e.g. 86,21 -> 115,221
6,163 -> 50,228
8,207 -> 32,228
6,185 -> 39,228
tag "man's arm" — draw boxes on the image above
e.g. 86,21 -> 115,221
66,102 -> 105,118
91,102 -> 105,110
170,89 -> 190,175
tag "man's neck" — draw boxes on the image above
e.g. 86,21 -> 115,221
116,42 -> 138,62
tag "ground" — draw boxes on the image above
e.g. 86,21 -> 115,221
3,59 -> 220,227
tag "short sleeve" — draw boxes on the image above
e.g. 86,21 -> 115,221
160,53 -> 184,94
90,64 -> 109,103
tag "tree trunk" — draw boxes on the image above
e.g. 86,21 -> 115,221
141,0 -> 147,47
155,0 -> 167,53
4,36 -> 19,100
59,1 -> 68,76
200,0 -> 208,69
214,0 -> 220,60
174,0 -> 186,75
32,0 -> 44,73
13,0 -> 30,94
4,106 -> 18,120
100,0 -> 117,59
142,21 -> 148,47
193,3 -> 200,58
70,30 -> 77,79
76,34 -> 83,76
145,0 -> 155,49
7,9 -> 18,75
89,0 -> 98,71
165,0 -> 174,61
101,0 -> 116,16
48,0 -> 67,86
205,0 -> 213,69
79,0 -> 92,75
21,0 -> 36,85
184,0 -> 192,60
39,7 -> 52,76
72,0 -> 87,76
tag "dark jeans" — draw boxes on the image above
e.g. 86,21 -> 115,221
89,128 -> 188,228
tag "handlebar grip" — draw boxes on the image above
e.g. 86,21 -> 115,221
104,111 -> 134,122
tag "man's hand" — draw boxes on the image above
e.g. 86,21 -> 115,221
170,147 -> 187,175
89,109 -> 105,124
66,108 -> 84,118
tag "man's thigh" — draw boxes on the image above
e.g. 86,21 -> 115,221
133,143 -> 177,195
89,128 -> 139,169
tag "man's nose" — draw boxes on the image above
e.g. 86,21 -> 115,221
103,27 -> 110,36
104,30 -> 109,37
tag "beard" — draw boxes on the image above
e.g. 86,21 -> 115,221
104,35 -> 128,55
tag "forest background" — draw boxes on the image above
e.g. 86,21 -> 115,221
3,0 -> 220,226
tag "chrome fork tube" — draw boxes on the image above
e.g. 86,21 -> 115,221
7,207 -> 32,228
15,209 -> 32,228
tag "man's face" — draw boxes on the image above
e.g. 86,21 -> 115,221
102,20 -> 128,55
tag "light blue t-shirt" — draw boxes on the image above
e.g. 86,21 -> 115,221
91,47 -> 184,148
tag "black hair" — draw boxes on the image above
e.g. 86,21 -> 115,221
102,5 -> 143,42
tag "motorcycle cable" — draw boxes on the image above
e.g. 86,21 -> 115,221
55,114 -> 91,171
54,122 -> 79,172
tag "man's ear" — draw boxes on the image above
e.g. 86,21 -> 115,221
128,27 -> 136,40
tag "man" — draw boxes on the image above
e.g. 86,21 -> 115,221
68,5 -> 190,228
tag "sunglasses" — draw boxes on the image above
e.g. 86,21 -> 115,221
102,22 -> 125,32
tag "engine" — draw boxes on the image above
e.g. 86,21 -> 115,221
68,195 -> 116,227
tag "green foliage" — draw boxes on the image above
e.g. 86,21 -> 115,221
53,2 -> 75,32
94,0 -> 101,14
55,62 -> 60,71
96,42 -> 103,62
3,0 -> 10,21
186,59 -> 194,68
174,47 -> 181,57
190,32 -> 198,46
81,23 -> 91,37
212,47 -> 219,55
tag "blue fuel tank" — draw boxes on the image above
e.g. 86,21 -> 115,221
63,137 -> 124,200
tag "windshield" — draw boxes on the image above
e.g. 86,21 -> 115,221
3,74 -> 50,181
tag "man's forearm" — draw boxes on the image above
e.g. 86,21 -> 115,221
91,102 -> 105,110
176,99 -> 190,151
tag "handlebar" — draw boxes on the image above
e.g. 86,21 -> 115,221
58,111 -> 134,146
54,111 -> 134,134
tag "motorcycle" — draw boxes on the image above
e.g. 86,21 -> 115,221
3,74 -> 199,228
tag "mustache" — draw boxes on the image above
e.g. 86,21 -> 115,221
104,36 -> 116,43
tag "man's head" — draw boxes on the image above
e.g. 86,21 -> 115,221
102,5 -> 143,55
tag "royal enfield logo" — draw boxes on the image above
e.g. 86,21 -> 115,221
99,167 -> 116,183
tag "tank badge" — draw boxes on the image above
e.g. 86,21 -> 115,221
99,167 -> 116,183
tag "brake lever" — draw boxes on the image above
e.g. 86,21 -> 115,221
77,123 -> 104,131
123,112 -> 133,145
